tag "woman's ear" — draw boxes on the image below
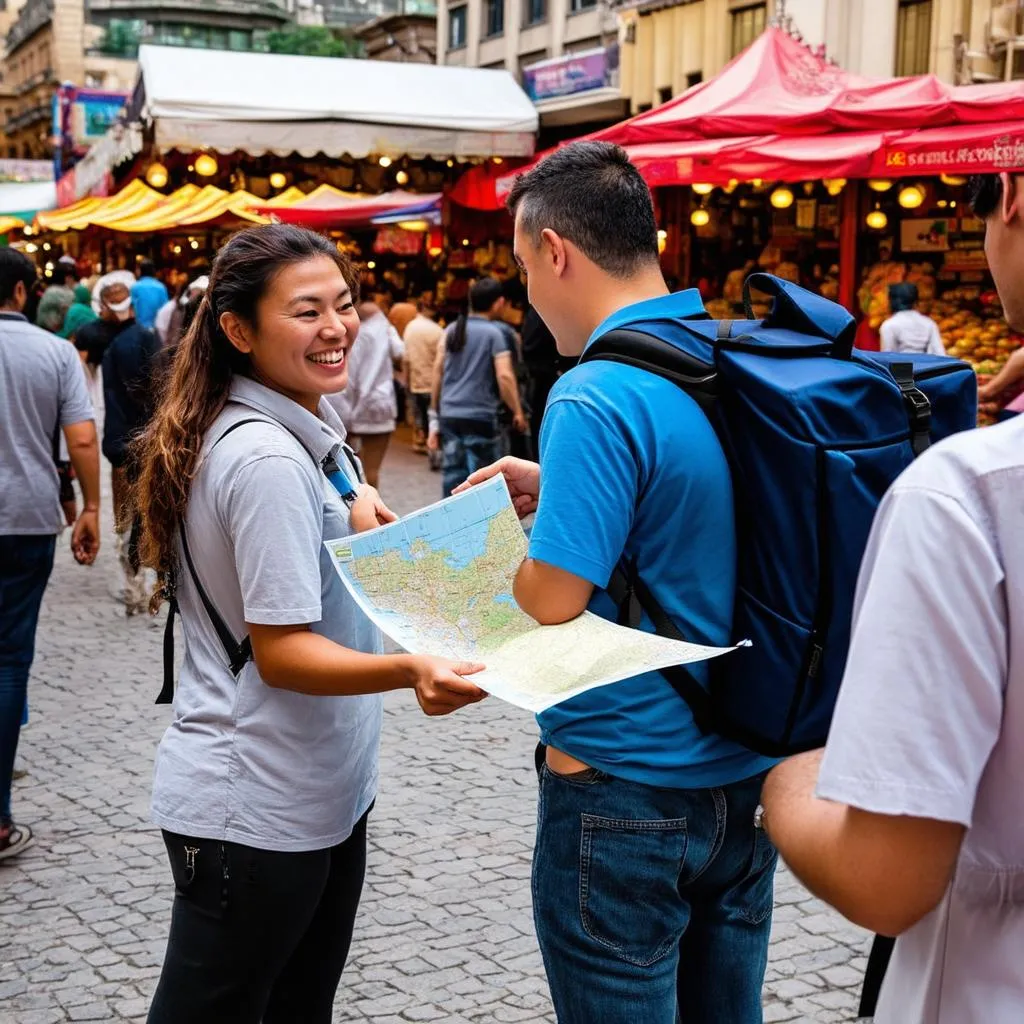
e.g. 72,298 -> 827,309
220,311 -> 251,354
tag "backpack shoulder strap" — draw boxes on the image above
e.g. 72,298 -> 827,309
580,327 -> 718,413
156,417 -> 272,705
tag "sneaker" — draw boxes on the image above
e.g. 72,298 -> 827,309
0,822 -> 34,861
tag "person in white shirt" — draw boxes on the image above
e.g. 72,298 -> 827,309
760,171 -> 1024,1024
879,282 -> 945,356
337,301 -> 405,489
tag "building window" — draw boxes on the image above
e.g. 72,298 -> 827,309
730,3 -> 766,57
570,0 -> 597,12
229,29 -> 250,50
484,0 -> 504,37
658,86 -> 672,105
525,0 -> 545,26
895,0 -> 932,76
448,5 -> 467,49
686,70 -> 703,88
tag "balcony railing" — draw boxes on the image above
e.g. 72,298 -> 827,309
6,101 -> 51,133
87,0 -> 289,19
13,68 -> 56,97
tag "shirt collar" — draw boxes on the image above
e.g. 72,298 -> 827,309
228,376 -> 346,466
0,311 -> 27,322
586,289 -> 706,349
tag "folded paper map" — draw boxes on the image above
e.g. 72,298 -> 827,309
325,476 -> 741,713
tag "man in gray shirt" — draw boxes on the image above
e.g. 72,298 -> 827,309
0,248 -> 101,861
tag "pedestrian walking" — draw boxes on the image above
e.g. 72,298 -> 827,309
402,299 -> 443,462
35,258 -> 77,333
760,170 -> 1024,1024
879,282 -> 945,355
59,283 -> 98,344
456,142 -> 778,1023
340,300 -> 405,490
0,248 -> 101,861
98,279 -> 161,615
134,224 -> 485,1024
428,277 -> 527,497
131,259 -> 169,330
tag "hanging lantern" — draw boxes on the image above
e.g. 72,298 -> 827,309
823,178 -> 846,196
723,179 -> 739,194
194,153 -> 218,177
657,229 -> 668,254
898,184 -> 925,209
940,173 -> 967,187
690,208 -> 710,227
427,226 -> 444,255
867,179 -> 893,192
866,208 -> 888,230
146,162 -> 169,188
692,183 -> 714,195
395,169 -> 410,186
378,156 -> 393,168
770,186 -> 794,209
269,172 -> 287,190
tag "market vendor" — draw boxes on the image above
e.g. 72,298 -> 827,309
879,282 -> 945,356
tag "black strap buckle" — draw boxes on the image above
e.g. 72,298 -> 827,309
890,362 -> 932,457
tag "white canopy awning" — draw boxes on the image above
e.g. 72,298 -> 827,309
137,45 -> 538,160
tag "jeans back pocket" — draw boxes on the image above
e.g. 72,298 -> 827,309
580,813 -> 689,967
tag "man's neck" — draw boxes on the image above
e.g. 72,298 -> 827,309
0,302 -> 23,314
580,267 -> 671,345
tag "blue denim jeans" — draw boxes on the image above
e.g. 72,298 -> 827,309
533,764 -> 776,1024
0,534 -> 56,824
440,420 -> 501,498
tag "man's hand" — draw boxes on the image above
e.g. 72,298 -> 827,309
409,656 -> 487,715
71,508 -> 100,565
512,411 -> 528,434
62,498 -> 77,528
426,429 -> 440,453
350,484 -> 398,533
453,457 -> 539,519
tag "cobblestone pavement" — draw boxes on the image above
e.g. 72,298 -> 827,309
0,433 -> 872,1023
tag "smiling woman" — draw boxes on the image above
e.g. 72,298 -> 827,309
131,224 -> 488,1024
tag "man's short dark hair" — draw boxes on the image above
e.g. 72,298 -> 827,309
469,276 -> 504,313
0,249 -> 38,305
507,141 -> 659,278
888,282 -> 918,312
139,258 -> 156,277
969,174 -> 1002,218
54,264 -> 77,286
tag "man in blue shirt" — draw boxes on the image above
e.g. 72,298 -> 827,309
130,258 -> 169,330
457,141 -> 777,1023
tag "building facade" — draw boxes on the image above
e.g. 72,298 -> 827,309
354,0 -> 437,62
441,0 -> 1024,129
3,0 -> 135,159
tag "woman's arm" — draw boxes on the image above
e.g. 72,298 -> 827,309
978,346 -> 1024,400
247,623 -> 486,715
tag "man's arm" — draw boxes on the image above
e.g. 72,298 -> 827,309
494,351 -> 526,430
762,751 -> 964,936
430,336 -> 446,414
63,419 -> 100,565
514,559 -> 594,625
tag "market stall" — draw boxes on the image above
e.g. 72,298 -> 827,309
451,27 -> 1024,379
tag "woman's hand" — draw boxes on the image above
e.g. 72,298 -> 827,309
349,484 -> 398,532
452,456 -> 540,519
410,656 -> 487,716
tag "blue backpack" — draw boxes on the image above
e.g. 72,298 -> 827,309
582,273 -> 977,756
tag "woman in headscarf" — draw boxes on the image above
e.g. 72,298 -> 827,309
59,284 -> 98,344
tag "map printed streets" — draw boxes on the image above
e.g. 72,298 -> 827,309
326,476 -> 740,713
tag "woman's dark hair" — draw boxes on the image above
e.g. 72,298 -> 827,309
888,282 -> 918,313
448,276 -> 504,354
134,224 -> 360,588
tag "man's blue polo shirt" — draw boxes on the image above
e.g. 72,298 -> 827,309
530,290 -> 776,788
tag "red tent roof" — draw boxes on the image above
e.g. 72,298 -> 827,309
450,27 -> 1024,209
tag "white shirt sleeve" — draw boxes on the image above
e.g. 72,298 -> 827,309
817,484 -> 1006,828
878,318 -> 896,352
927,319 -> 946,356
388,324 -> 405,361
